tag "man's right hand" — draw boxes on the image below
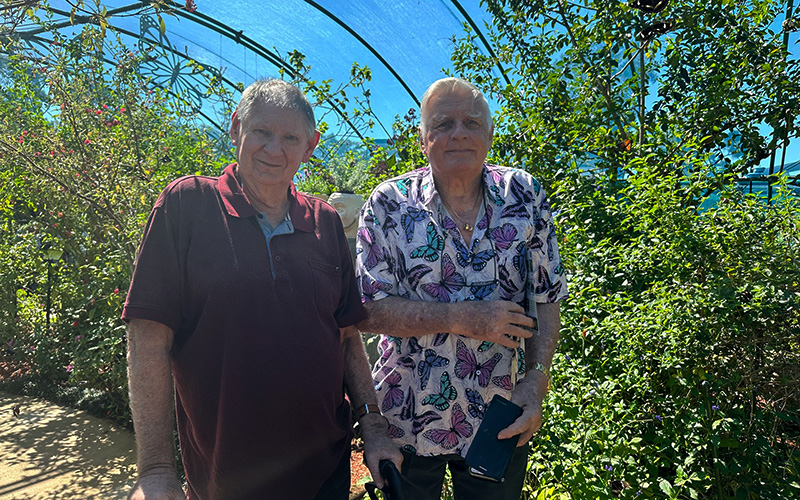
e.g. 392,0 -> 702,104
452,300 -> 534,348
127,472 -> 184,500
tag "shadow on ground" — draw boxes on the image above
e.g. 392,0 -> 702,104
0,392 -> 136,499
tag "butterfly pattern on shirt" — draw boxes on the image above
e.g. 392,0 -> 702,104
357,164 -> 568,457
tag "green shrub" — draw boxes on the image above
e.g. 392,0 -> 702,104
0,19 -> 232,424
529,167 -> 800,499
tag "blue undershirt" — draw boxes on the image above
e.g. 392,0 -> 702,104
256,212 -> 294,279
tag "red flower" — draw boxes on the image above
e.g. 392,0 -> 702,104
113,288 -> 120,295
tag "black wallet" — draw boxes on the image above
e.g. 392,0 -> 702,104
464,394 -> 523,482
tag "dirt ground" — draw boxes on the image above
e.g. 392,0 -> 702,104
0,389 -> 372,499
0,391 -> 137,499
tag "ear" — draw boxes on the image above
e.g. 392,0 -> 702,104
418,126 -> 429,158
301,130 -> 321,163
229,111 -> 241,145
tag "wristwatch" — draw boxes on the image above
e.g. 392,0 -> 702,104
354,403 -> 382,421
530,362 -> 551,390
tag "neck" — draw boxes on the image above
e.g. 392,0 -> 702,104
236,167 -> 291,221
435,173 -> 483,210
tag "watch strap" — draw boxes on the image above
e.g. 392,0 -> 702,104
354,403 -> 381,421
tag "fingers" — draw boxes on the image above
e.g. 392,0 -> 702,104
497,414 -> 527,441
493,333 -> 523,349
364,455 -> 385,489
363,440 -> 403,490
497,410 -> 542,443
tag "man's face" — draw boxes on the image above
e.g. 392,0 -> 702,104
230,101 -> 319,193
419,89 -> 493,179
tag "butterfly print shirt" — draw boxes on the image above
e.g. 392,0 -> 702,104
356,164 -> 568,457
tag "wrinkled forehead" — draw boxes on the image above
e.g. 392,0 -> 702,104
423,88 -> 489,126
425,89 -> 485,119
241,102 -> 312,133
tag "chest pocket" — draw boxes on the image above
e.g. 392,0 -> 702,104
309,259 -> 342,318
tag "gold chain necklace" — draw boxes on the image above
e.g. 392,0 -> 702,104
441,187 -> 483,231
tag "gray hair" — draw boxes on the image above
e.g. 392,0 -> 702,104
419,77 -> 492,132
236,78 -> 316,136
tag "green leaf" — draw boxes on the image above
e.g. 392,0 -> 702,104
659,479 -> 676,498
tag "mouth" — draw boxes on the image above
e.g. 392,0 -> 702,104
256,158 -> 283,168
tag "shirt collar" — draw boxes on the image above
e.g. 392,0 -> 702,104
218,163 -> 314,232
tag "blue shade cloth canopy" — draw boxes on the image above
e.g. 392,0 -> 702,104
16,0 -> 505,141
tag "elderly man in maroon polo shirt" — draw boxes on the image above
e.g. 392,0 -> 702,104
123,79 -> 401,500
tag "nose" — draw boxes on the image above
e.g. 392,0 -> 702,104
450,121 -> 468,139
262,136 -> 281,154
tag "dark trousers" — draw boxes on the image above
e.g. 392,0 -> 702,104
399,443 -> 530,500
311,449 -> 351,500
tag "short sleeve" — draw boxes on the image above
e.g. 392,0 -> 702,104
121,190 -> 183,332
527,185 -> 569,304
355,188 -> 399,303
331,210 -> 369,327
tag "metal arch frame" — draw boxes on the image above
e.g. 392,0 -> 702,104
20,0 -> 508,127
24,2 -> 369,141
302,0 -> 511,97
447,0 -> 512,86
11,32 -> 232,135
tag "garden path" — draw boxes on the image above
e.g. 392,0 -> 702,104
0,391 -> 136,499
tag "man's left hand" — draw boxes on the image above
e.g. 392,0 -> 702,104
359,414 -> 404,489
497,371 -> 548,446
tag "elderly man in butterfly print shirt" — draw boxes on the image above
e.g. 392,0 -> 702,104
355,77 -> 568,500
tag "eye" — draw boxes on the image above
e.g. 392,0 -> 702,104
284,135 -> 299,141
466,120 -> 480,129
436,120 -> 453,130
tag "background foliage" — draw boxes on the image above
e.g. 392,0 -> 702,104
1,0 -> 799,498
0,16 -> 232,422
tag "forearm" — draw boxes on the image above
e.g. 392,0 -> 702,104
524,301 -> 561,384
341,325 -> 380,409
341,325 -> 387,433
357,297 -> 455,338
127,319 -> 178,477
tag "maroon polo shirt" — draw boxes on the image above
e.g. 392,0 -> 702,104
123,164 -> 366,500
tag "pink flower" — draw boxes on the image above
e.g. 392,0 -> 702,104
84,139 -> 91,144
66,364 -> 74,373
75,335 -> 83,341
113,288 -> 120,295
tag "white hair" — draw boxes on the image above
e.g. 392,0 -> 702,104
419,77 -> 492,132
236,78 -> 315,136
